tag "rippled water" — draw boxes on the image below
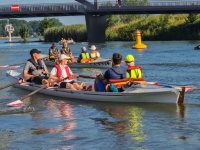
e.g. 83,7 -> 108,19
0,39 -> 200,149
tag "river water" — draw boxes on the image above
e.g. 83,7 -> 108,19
0,38 -> 200,150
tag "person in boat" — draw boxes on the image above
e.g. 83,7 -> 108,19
49,54 -> 86,90
125,54 -> 143,78
77,46 -> 91,63
94,53 -> 126,91
90,45 -> 101,59
49,43 -> 61,61
60,41 -> 76,63
23,49 -> 49,85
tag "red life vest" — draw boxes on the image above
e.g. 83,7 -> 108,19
127,66 -> 142,71
55,64 -> 71,82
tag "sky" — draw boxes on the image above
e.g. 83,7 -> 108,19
0,0 -> 99,25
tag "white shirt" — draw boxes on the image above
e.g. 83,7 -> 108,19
51,64 -> 73,82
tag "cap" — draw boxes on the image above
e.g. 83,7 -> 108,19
82,46 -> 86,52
125,54 -> 135,62
52,43 -> 57,46
90,45 -> 96,50
30,49 -> 41,55
59,54 -> 70,61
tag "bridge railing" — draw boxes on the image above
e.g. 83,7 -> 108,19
0,3 -> 89,13
98,1 -> 200,8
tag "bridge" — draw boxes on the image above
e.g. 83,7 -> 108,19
1,0 -> 200,43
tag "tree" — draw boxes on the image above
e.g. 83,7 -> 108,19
38,17 -> 63,36
120,14 -> 143,24
185,13 -> 198,24
19,26 -> 29,42
106,15 -> 121,28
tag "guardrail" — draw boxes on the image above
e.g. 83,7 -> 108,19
0,3 -> 88,13
98,0 -> 200,8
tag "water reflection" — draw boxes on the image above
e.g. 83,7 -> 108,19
30,100 -> 76,143
91,103 -> 187,149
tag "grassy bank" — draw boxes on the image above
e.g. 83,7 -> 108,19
44,14 -> 200,42
44,24 -> 87,42
106,14 -> 200,41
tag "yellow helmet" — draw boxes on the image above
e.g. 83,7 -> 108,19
125,54 -> 134,62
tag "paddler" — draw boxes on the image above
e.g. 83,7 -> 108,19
49,54 -> 89,90
23,49 -> 49,85
90,45 -> 101,59
125,54 -> 143,78
94,53 -> 126,91
60,41 -> 76,63
77,46 -> 91,63
49,43 -> 61,61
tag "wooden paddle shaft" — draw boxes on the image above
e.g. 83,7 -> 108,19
78,75 -> 96,79
9,62 -> 25,66
0,75 -> 40,91
20,85 -> 47,101
0,81 -> 19,90
20,77 -> 61,101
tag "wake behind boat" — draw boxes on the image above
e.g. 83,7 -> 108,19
44,58 -> 112,68
6,69 -> 183,103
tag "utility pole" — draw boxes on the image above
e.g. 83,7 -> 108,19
5,19 -> 14,42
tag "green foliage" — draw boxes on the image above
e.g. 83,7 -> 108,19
120,14 -> 143,24
106,14 -> 200,41
106,15 -> 121,28
44,24 -> 87,42
185,13 -> 198,24
39,17 -> 63,36
19,26 -> 29,42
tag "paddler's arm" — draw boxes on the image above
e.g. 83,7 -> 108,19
49,74 -> 59,80
23,70 -> 36,78
58,50 -> 61,55
23,62 -> 36,78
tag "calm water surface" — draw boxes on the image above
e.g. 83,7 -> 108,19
0,39 -> 200,149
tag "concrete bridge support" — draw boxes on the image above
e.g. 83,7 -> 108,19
85,15 -> 107,43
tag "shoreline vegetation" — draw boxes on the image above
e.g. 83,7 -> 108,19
44,14 -> 200,42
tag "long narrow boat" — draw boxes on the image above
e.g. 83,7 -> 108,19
44,59 -> 112,68
6,69 -> 183,103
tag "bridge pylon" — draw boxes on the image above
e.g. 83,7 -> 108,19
85,15 -> 107,43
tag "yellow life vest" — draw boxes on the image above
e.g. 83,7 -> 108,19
49,48 -> 58,59
127,66 -> 143,78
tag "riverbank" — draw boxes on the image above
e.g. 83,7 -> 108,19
5,40 -> 44,43
44,14 -> 200,42
0,36 -> 21,39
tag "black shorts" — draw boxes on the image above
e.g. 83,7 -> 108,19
49,58 -> 55,61
32,76 -> 49,85
60,81 -> 75,88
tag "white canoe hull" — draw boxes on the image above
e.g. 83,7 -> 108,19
6,70 -> 180,103
44,59 -> 112,68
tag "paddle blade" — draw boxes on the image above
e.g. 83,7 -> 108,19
8,66 -> 21,69
7,100 -> 23,107
0,65 -> 8,68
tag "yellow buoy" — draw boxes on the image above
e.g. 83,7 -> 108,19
132,29 -> 147,49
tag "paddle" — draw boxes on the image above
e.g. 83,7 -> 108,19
7,77 -> 61,107
76,74 -> 96,79
75,74 -> 105,92
0,75 -> 40,91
